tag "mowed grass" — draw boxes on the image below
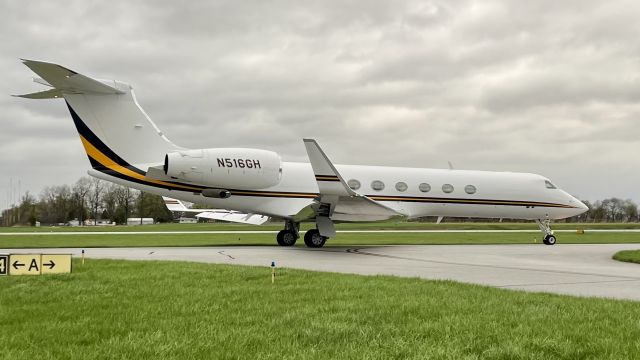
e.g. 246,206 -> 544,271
1,259 -> 639,359
613,250 -> 640,264
1,231 -> 640,248
1,221 -> 639,233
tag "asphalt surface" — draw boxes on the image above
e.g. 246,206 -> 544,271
1,229 -> 639,235
3,244 -> 640,301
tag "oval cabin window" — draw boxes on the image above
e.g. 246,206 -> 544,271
371,180 -> 385,191
464,185 -> 477,194
348,179 -> 361,190
418,183 -> 431,193
442,184 -> 454,193
395,182 -> 408,192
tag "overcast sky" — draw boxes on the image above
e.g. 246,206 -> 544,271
1,0 -> 639,209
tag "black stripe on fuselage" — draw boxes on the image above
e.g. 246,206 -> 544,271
367,195 -> 573,208
315,175 -> 340,182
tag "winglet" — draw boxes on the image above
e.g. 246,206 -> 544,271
162,197 -> 189,212
303,139 -> 356,197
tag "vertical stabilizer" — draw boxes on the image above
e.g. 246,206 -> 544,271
17,60 -> 179,168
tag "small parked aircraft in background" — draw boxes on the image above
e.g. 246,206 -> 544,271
16,60 -> 588,247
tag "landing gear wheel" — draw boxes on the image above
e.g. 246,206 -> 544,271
276,230 -> 297,246
543,234 -> 557,245
304,229 -> 327,248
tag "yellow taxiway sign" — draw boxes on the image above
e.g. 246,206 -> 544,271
2,254 -> 72,276
9,254 -> 42,275
41,254 -> 72,275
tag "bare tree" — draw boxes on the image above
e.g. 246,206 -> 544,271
72,177 -> 92,225
101,183 -> 118,222
88,177 -> 105,225
623,199 -> 638,222
115,186 -> 136,225
602,198 -> 626,222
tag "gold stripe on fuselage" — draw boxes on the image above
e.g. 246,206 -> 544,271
79,135 -> 202,191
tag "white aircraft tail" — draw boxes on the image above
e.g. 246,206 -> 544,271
16,60 -> 179,170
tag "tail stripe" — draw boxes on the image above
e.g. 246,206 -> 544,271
66,101 -> 145,176
79,135 -> 202,191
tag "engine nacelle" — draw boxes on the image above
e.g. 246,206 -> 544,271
164,148 -> 282,189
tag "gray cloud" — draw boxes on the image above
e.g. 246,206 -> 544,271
0,0 -> 638,209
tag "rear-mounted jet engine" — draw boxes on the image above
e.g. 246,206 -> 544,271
164,148 -> 282,189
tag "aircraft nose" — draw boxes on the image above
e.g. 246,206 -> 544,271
568,195 -> 589,215
578,200 -> 589,211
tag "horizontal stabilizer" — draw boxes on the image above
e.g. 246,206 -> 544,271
196,211 -> 270,225
13,89 -> 64,99
19,59 -> 125,96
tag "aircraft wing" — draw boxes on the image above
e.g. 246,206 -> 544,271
302,139 -> 403,234
195,212 -> 270,225
162,197 -> 270,225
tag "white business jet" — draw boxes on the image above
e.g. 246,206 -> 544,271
16,60 -> 587,247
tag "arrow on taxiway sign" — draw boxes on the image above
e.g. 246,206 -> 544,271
12,261 -> 25,270
43,260 -> 56,269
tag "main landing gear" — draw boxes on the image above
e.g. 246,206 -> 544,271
276,221 -> 329,248
276,220 -> 299,246
303,229 -> 327,248
536,218 -> 557,245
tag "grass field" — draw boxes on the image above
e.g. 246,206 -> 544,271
1,230 -> 640,248
613,250 -> 640,264
1,259 -> 639,359
1,221 -> 639,233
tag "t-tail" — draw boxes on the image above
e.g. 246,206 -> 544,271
15,59 -> 179,177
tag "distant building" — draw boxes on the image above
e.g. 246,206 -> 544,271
127,218 -> 154,226
67,219 -> 116,226
84,219 -> 115,226
179,217 -> 198,224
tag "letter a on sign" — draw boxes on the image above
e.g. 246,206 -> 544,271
9,254 -> 41,275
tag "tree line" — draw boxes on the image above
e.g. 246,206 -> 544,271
1,177 -> 172,227
1,176 -> 638,226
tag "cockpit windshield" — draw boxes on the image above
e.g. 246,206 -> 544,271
545,180 -> 557,189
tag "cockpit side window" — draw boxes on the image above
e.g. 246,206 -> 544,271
545,180 -> 557,189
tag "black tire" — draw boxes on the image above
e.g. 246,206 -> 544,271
276,230 -> 297,246
304,229 -> 327,248
543,234 -> 557,245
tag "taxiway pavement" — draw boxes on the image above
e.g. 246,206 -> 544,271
3,244 -> 640,301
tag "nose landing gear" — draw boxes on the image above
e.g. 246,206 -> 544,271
536,218 -> 557,245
